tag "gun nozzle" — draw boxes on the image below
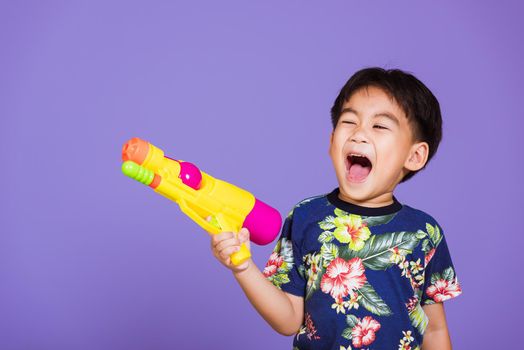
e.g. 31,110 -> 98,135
121,161 -> 156,186
122,137 -> 149,164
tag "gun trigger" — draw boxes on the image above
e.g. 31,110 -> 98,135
214,213 -> 237,233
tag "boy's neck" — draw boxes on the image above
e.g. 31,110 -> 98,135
337,190 -> 395,208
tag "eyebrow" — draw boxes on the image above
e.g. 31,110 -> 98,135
340,107 -> 400,125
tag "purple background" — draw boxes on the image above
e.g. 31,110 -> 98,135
1,1 -> 522,349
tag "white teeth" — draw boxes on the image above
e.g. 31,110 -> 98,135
349,153 -> 366,158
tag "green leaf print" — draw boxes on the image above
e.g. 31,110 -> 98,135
343,231 -> 421,270
320,243 -> 339,267
319,230 -> 335,243
426,223 -> 442,246
362,213 -> 397,227
357,282 -> 393,316
430,272 -> 441,285
415,289 -> 423,302
421,238 -> 431,253
442,267 -> 455,282
266,237 -> 294,289
416,229 -> 428,239
278,238 -> 294,266
304,253 -> 324,301
305,271 -> 323,301
270,273 -> 290,288
346,314 -> 359,328
426,223 -> 434,237
298,264 -> 306,280
319,215 -> 337,230
409,304 -> 429,335
341,327 -> 353,340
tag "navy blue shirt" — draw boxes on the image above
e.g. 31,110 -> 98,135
263,188 -> 462,350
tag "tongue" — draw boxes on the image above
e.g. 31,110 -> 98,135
348,163 -> 371,182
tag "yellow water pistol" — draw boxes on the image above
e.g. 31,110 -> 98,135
121,137 -> 282,265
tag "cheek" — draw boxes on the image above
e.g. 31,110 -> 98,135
376,139 -> 405,164
378,149 -> 408,173
331,133 -> 347,150
329,135 -> 343,155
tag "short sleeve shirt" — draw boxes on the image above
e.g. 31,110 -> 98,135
263,188 -> 462,350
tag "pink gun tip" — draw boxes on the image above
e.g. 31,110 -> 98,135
243,199 -> 282,245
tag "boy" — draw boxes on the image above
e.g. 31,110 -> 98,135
210,67 -> 462,349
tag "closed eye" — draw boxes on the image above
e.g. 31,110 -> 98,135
374,125 -> 388,130
342,121 -> 356,125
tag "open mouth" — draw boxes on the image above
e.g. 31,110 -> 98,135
346,153 -> 373,183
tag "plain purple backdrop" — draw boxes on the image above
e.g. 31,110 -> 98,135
1,1 -> 523,349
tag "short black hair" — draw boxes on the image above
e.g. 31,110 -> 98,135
330,67 -> 443,183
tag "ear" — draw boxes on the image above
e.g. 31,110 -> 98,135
404,141 -> 429,172
328,131 -> 334,154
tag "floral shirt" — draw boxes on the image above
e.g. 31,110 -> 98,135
263,188 -> 462,350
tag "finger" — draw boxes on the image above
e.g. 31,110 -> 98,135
219,245 -> 240,261
238,228 -> 250,242
210,232 -> 235,247
214,236 -> 240,253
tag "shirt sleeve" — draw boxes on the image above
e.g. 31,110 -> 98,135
263,209 -> 306,297
421,223 -> 463,305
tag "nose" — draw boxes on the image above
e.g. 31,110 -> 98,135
350,126 -> 369,144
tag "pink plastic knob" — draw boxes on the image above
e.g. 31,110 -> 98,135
243,199 -> 282,245
178,161 -> 202,190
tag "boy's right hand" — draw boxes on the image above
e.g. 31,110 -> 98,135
209,223 -> 251,273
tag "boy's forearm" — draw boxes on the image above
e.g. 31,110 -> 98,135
421,328 -> 452,350
421,303 -> 452,350
233,261 -> 303,336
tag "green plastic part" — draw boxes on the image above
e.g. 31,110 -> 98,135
121,161 -> 154,185
208,215 -> 221,230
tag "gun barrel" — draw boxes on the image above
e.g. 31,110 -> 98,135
122,137 -> 150,165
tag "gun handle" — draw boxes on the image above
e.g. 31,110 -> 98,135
178,199 -> 251,265
214,213 -> 251,266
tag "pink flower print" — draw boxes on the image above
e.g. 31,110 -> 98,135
426,278 -> 462,302
405,296 -> 419,313
304,313 -> 320,340
351,316 -> 381,348
263,252 -> 283,277
425,248 -> 436,265
320,257 -> 367,302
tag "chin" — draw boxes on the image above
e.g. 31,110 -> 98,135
338,182 -> 372,202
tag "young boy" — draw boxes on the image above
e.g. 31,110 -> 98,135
210,67 -> 462,349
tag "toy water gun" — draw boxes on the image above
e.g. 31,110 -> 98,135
121,137 -> 282,265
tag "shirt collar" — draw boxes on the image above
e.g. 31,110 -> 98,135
327,188 -> 403,216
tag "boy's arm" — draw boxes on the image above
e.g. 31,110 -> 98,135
234,261 -> 304,336
210,228 -> 304,336
421,303 -> 452,350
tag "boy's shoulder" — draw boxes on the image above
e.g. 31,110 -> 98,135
398,203 -> 443,230
289,192 -> 330,215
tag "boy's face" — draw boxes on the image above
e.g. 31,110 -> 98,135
329,86 -> 428,207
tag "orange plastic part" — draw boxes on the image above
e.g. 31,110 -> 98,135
149,174 -> 162,189
122,137 -> 149,164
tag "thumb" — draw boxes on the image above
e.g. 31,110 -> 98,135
238,228 -> 251,244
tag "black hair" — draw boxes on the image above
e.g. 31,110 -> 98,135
330,67 -> 443,182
